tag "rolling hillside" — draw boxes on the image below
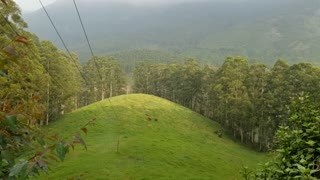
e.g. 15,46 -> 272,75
38,94 -> 268,179
23,0 -> 320,65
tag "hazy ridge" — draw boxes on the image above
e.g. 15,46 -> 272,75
24,0 -> 320,65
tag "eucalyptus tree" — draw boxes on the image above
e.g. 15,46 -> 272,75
213,56 -> 250,142
83,56 -> 126,105
245,63 -> 270,147
182,59 -> 204,110
199,64 -> 216,116
38,40 -> 83,121
285,63 -> 320,101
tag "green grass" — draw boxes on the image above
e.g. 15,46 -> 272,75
38,94 -> 268,179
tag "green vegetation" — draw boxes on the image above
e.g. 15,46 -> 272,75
1,0 -> 128,123
2,0 -> 320,179
38,94 -> 268,179
1,1 -> 126,178
243,96 -> 320,179
133,58 -> 320,151
82,56 -> 127,105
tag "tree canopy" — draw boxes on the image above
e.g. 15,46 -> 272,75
133,57 -> 320,151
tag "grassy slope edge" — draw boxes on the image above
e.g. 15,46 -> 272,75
38,94 -> 268,179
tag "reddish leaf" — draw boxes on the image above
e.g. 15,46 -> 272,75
15,39 -> 28,45
80,127 -> 87,135
0,130 -> 10,138
20,66 -> 29,71
15,36 -> 29,45
1,0 -> 7,6
2,104 -> 11,112
32,95 -> 40,100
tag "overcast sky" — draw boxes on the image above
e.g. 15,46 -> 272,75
14,0 -> 197,12
15,0 -> 245,12
14,0 -> 56,12
14,0 -> 204,12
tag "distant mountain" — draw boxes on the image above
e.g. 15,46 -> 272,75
24,0 -> 320,66
110,49 -> 182,74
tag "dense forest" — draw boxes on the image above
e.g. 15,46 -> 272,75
1,0 -> 320,179
133,58 -> 320,151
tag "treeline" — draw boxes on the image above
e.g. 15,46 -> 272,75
0,2 -> 127,124
40,42 -> 127,121
132,57 -> 320,150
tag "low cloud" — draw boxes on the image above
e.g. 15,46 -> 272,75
80,0 -> 245,6
17,0 -> 249,12
81,0 -> 208,5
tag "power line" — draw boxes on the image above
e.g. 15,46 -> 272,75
72,0 -> 122,151
37,0 -> 115,129
72,0 -> 120,111
0,11 -> 88,123
36,0 -> 122,138
0,11 -> 64,90
37,1 -> 107,125
1,11 -> 69,92
72,0 -> 102,80
2,4 -> 104,129
38,0 -> 87,85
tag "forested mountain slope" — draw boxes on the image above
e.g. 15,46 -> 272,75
38,94 -> 267,179
110,49 -> 181,74
24,0 -> 320,65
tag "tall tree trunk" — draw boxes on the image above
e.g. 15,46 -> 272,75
240,128 -> 244,143
46,81 -> 50,125
191,95 -> 196,110
74,96 -> 78,110
94,86 -> 97,102
46,59 -> 50,125
110,81 -> 113,97
101,82 -> 105,100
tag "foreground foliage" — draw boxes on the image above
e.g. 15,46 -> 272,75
0,97 -> 90,179
242,95 -> 320,179
0,1 -> 91,178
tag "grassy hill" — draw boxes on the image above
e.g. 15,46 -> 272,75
38,94 -> 268,179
